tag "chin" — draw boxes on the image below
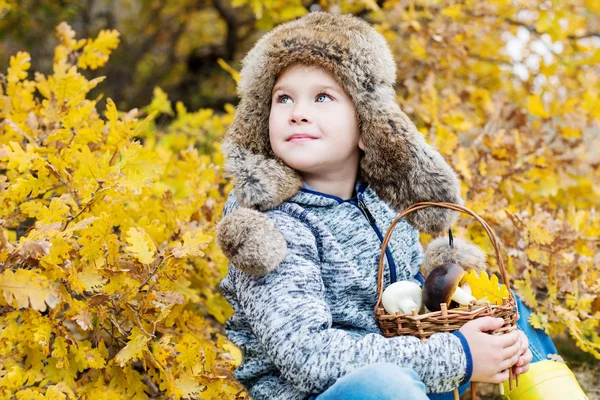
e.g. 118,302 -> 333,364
277,156 -> 319,173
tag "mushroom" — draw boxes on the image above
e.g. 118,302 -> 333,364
422,263 -> 476,312
381,281 -> 423,315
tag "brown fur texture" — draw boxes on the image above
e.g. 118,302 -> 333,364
422,236 -> 487,277
218,12 -> 466,275
216,208 -> 287,276
221,141 -> 303,211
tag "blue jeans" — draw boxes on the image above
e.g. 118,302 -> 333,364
308,362 -> 429,400
307,292 -> 558,399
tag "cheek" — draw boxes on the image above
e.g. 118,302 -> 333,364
269,110 -> 285,137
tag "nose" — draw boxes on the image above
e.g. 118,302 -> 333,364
289,103 -> 311,124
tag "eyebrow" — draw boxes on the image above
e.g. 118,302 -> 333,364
271,84 -> 342,95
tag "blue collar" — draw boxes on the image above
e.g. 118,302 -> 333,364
299,180 -> 369,204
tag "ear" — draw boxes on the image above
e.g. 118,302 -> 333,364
216,207 -> 287,277
358,137 -> 366,151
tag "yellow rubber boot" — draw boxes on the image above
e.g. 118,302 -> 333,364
502,360 -> 589,399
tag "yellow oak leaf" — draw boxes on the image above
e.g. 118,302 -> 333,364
125,227 -> 156,265
114,327 -> 151,366
461,269 -> 510,305
175,372 -> 203,399
171,230 -> 212,259
7,51 -> 31,83
513,274 -> 540,309
1,141 -> 37,173
45,384 -> 76,400
55,22 -> 86,51
77,29 -> 120,70
219,337 -> 242,368
529,312 -> 549,333
174,333 -> 203,370
143,87 -> 173,117
0,269 -> 60,311
72,340 -> 106,371
529,223 -> 554,245
52,337 -> 70,369
72,308 -> 93,331
20,197 -> 70,224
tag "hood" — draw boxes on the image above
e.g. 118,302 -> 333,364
217,11 -> 465,277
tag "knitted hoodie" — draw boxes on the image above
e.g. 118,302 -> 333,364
219,179 -> 473,399
216,11 -> 475,399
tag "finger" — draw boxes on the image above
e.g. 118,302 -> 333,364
517,349 -> 533,367
515,364 -> 530,375
502,334 -> 522,358
518,330 -> 529,350
473,316 -> 505,332
501,335 -> 521,358
491,369 -> 510,384
500,340 -> 523,369
497,330 -> 520,348
500,349 -> 522,371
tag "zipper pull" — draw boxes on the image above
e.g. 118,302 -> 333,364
357,198 -> 376,225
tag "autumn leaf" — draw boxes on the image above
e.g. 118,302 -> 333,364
114,327 -> 151,366
0,269 -> 60,311
125,227 -> 156,264
7,51 -> 30,83
171,230 -> 212,259
77,29 -> 120,70
143,87 -> 174,117
529,312 -> 550,332
175,372 -> 203,398
1,141 -> 38,173
461,269 -> 510,306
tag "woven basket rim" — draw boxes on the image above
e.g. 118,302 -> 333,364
374,201 -> 516,319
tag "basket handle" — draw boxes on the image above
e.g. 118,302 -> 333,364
375,202 -> 514,312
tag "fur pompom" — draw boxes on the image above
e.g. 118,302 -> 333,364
422,236 -> 487,277
216,207 -> 287,276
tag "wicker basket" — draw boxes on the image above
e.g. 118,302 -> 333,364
373,202 -> 520,399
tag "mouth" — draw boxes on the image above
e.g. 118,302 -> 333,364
287,134 -> 318,142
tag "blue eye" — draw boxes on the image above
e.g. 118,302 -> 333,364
275,92 -> 333,103
316,93 -> 332,102
276,94 -> 292,103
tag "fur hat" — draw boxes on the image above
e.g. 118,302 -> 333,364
217,11 -> 464,276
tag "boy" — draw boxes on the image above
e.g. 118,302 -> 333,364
217,11 -> 569,400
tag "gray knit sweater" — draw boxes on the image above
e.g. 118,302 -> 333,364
219,178 -> 472,399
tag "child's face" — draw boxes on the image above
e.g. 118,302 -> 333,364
269,64 -> 365,178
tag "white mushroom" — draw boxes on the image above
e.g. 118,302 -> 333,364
381,281 -> 423,315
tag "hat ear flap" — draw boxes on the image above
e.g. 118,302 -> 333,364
222,141 -> 303,211
359,97 -> 463,233
217,207 -> 287,276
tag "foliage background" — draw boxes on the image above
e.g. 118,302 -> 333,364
1,0 -> 599,398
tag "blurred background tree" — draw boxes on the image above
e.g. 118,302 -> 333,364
1,0 -> 599,398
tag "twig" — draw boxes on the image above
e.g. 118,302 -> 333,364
100,324 -> 127,346
137,256 -> 164,292
108,314 -> 127,336
1,119 -> 40,147
126,303 -> 155,338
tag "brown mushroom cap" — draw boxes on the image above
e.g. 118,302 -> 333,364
422,263 -> 466,312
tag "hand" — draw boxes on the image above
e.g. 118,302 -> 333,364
459,317 -> 523,384
513,330 -> 533,375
